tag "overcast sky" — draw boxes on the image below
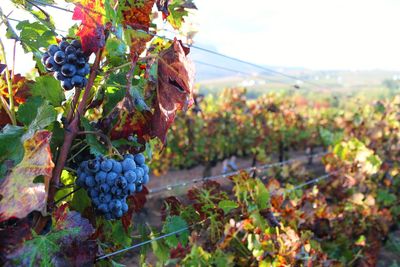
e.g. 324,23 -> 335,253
1,0 -> 400,73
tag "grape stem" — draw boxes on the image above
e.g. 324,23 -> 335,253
0,36 -> 16,126
48,48 -> 104,208
76,130 -> 123,159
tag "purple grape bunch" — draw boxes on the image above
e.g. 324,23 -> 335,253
76,153 -> 150,220
41,39 -> 90,91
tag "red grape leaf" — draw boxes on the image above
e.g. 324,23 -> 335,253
0,73 -> 32,105
0,130 -> 54,222
151,39 -> 195,143
122,0 -> 156,61
72,0 -> 105,56
0,217 -> 32,263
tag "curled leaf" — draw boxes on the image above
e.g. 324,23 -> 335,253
0,130 -> 54,222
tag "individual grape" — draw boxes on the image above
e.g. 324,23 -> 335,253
41,52 -> 50,65
80,161 -> 88,170
85,175 -> 95,187
92,197 -> 100,207
115,176 -> 127,189
45,57 -> 59,72
106,172 -> 118,186
98,204 -> 109,213
82,78 -> 88,88
87,159 -> 100,173
48,44 -> 59,55
95,171 -> 107,184
134,153 -> 145,165
122,202 -> 128,213
71,75 -> 84,88
61,64 -> 77,77
61,79 -> 73,91
53,51 -> 66,64
136,184 -> 143,192
124,154 -> 134,160
125,183 -> 136,195
59,40 -> 69,51
65,45 -> 77,55
100,183 -> 110,193
76,57 -> 86,68
113,199 -> 122,211
101,160 -> 113,172
75,173 -> 86,187
89,189 -> 99,198
99,193 -> 112,203
122,158 -> 136,172
111,186 -> 118,195
76,67 -> 87,77
124,170 -> 137,183
66,53 -> 77,64
111,160 -> 122,174
134,168 -> 144,179
71,39 -> 82,49
76,49 -> 84,58
143,174 -> 149,184
142,164 -> 150,174
54,71 -> 66,81
114,209 -> 123,218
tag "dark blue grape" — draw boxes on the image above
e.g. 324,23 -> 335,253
124,170 -> 137,183
61,78 -> 73,91
104,213 -> 113,220
92,197 -> 100,207
111,160 -> 122,174
80,161 -> 88,170
76,173 -> 86,187
59,41 -> 69,51
122,158 -> 136,172
134,153 -> 145,165
115,176 -> 127,189
114,209 -> 123,218
98,203 -> 109,213
45,57 -> 59,72
71,75 -> 84,88
101,160 -> 113,172
76,67 -> 86,76
95,171 -> 107,184
66,53 -> 77,64
54,71 -> 66,81
99,193 -> 111,203
53,51 -> 66,64
89,188 -> 99,198
124,154 -> 134,160
76,49 -> 84,58
85,175 -> 95,187
142,164 -> 150,174
82,78 -> 88,88
48,44 -> 59,55
100,183 -> 110,193
111,186 -> 118,195
122,202 -> 128,213
113,199 -> 122,210
136,184 -> 143,192
61,64 -> 77,77
65,45 -> 77,55
71,39 -> 82,49
76,57 -> 86,68
41,52 -> 50,65
143,174 -> 149,184
106,172 -> 118,186
86,159 -> 100,173
125,183 -> 136,195
134,168 -> 144,179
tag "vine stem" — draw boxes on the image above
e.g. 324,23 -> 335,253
47,48 -> 104,207
0,36 -> 16,125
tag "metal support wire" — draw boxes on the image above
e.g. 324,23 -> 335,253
29,0 -> 326,89
96,171 -> 335,261
148,152 -> 328,195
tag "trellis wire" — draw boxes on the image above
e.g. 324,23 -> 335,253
29,0 -> 325,88
96,170 -> 336,261
148,151 -> 328,195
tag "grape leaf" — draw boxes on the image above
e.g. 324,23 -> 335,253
162,215 -> 189,248
72,0 -> 106,56
27,101 -> 57,133
151,39 -> 195,143
0,130 -> 54,222
0,73 -> 32,106
218,200 -> 238,214
31,76 -> 65,107
122,0 -> 155,61
81,117 -> 107,156
0,125 -> 25,173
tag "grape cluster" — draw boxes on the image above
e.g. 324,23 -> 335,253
76,153 -> 150,220
41,39 -> 90,91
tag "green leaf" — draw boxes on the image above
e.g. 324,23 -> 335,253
31,76 -> 65,106
28,101 -> 57,133
55,170 -> 75,203
105,38 -> 127,66
17,97 -> 44,126
103,85 -> 126,116
0,125 -> 24,177
377,189 -> 397,206
70,187 -> 91,213
81,117 -> 108,156
151,231 -> 170,263
255,179 -> 270,210
162,216 -> 189,248
218,200 -> 238,214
